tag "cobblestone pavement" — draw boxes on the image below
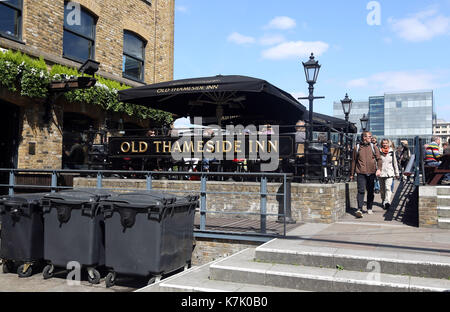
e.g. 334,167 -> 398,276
0,265 -> 140,292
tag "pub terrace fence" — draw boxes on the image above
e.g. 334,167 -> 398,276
80,120 -> 355,184
0,169 -> 293,243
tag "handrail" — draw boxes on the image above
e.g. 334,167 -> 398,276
0,168 -> 293,242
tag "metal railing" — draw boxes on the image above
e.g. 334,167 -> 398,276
0,169 -> 293,243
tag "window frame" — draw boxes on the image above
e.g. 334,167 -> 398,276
0,0 -> 23,42
62,2 -> 97,63
122,30 -> 146,82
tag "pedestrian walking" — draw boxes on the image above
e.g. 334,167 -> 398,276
379,139 -> 399,210
371,136 -> 381,194
350,131 -> 382,218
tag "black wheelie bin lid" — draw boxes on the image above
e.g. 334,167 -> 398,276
99,191 -> 199,227
0,193 -> 50,215
41,189 -> 114,206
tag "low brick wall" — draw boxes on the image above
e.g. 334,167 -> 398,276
191,238 -> 260,266
73,178 -> 357,224
418,186 -> 438,228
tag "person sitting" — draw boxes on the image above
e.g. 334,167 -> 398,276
425,137 -> 442,166
443,141 -> 449,155
425,136 -> 450,183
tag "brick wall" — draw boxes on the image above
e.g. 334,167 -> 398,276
418,186 -> 438,228
192,238 -> 260,266
0,0 -> 174,170
73,178 -> 358,224
21,0 -> 174,84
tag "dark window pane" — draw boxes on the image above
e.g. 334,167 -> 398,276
0,4 -> 20,38
63,30 -> 94,62
64,4 -> 95,39
3,0 -> 21,8
124,32 -> 144,59
123,55 -> 143,81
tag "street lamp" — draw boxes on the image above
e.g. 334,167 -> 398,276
360,114 -> 369,132
299,53 -> 324,142
341,93 -> 353,173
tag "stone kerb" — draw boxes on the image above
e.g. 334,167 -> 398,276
73,178 -> 356,224
418,186 -> 438,228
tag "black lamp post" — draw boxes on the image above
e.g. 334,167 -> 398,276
300,53 -> 323,142
341,94 -> 352,173
360,114 -> 369,132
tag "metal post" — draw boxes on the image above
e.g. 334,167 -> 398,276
260,175 -> 267,234
97,171 -> 103,189
200,174 -> 207,231
8,170 -> 15,196
51,171 -> 57,193
146,172 -> 152,190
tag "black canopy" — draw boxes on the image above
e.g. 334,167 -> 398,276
119,75 -> 307,125
309,112 -> 358,133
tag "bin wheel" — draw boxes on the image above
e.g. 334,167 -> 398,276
87,268 -> 101,285
105,272 -> 116,288
2,260 -> 14,274
43,264 -> 54,279
148,275 -> 161,285
17,264 -> 33,278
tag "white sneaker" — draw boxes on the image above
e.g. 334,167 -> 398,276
356,210 -> 363,218
368,210 -> 374,215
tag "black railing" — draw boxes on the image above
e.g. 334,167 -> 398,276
0,169 -> 293,243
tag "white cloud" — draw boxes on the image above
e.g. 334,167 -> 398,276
261,41 -> 329,60
259,34 -> 286,46
389,8 -> 450,42
176,5 -> 188,13
227,32 -> 256,45
265,16 -> 297,30
347,71 -> 450,93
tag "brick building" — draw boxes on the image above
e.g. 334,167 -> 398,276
0,0 -> 174,171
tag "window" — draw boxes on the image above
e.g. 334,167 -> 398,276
123,31 -> 146,81
63,2 -> 96,62
396,101 -> 402,108
0,0 -> 22,40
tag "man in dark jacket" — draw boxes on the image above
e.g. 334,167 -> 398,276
350,131 -> 383,218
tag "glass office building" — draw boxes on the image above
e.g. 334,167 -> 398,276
333,91 -> 434,148
369,96 -> 385,137
383,91 -> 434,147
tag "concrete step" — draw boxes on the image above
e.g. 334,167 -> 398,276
136,257 -> 306,293
437,195 -> 450,207
255,241 -> 450,280
438,218 -> 450,230
438,207 -> 450,218
209,248 -> 450,292
437,186 -> 450,196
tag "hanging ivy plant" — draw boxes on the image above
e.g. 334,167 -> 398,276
0,49 -> 173,126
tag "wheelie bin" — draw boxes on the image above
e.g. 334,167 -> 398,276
0,193 -> 48,277
40,189 -> 113,284
99,190 -> 198,287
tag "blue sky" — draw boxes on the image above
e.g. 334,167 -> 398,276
173,0 -> 450,122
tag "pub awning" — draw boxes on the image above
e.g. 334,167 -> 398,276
118,75 -> 307,125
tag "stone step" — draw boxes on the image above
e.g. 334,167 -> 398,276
255,241 -> 450,280
209,249 -> 450,292
437,186 -> 450,196
438,207 -> 450,218
437,195 -> 450,207
136,257 -> 306,293
438,218 -> 450,230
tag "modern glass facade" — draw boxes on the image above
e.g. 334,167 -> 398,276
384,91 -> 433,141
334,91 -> 434,149
369,96 -> 384,137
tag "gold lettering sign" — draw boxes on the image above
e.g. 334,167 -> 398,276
121,142 -> 131,153
139,142 -> 148,153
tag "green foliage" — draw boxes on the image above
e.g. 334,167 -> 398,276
0,49 -> 173,125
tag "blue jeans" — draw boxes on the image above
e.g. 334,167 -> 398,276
374,178 -> 380,191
